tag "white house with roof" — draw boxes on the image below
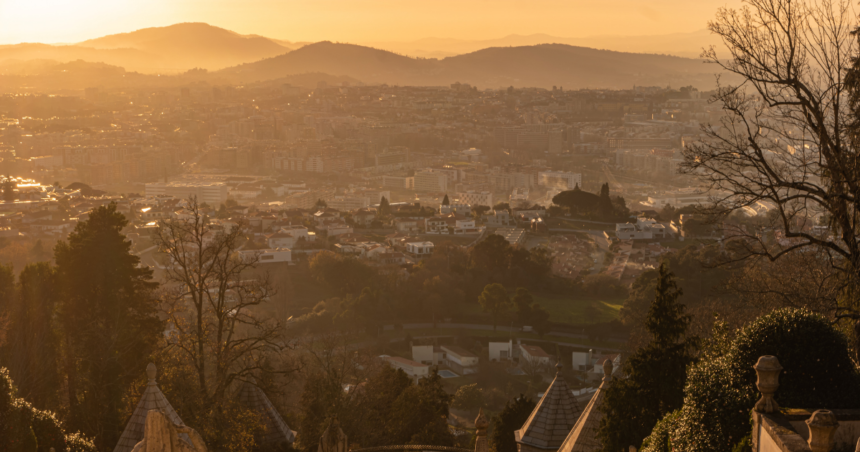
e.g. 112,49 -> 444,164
520,344 -> 552,366
405,241 -> 434,258
412,344 -> 443,365
489,340 -> 515,362
383,355 -> 430,380
440,345 -> 479,374
265,230 -> 296,249
240,248 -> 292,264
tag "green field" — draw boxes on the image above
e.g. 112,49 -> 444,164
532,293 -> 623,324
462,292 -> 623,326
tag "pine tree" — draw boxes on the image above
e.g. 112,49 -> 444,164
54,203 -> 162,450
442,194 -> 450,206
597,263 -> 696,452
379,196 -> 391,215
490,395 -> 536,452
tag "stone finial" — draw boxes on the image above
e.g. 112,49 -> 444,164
753,355 -> 782,413
602,359 -> 613,381
806,410 -> 839,452
146,363 -> 157,384
475,408 -> 489,436
318,418 -> 348,452
629,447 -> 638,452
556,361 -> 563,374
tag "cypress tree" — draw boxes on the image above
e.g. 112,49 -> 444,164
598,263 -> 696,451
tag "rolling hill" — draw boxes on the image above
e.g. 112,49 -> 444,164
367,29 -> 725,59
0,23 -> 295,74
218,41 -> 730,89
77,23 -> 293,71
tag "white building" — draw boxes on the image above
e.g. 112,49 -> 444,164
412,344 -> 443,366
405,241 -> 434,257
457,191 -> 493,207
383,356 -> 430,380
538,171 -> 582,189
489,340 -> 514,362
440,203 -> 472,216
615,217 -> 676,240
239,248 -> 291,264
413,170 -> 448,192
441,345 -> 479,374
144,182 -> 229,205
265,230 -> 296,249
327,196 -> 370,211
519,344 -> 551,366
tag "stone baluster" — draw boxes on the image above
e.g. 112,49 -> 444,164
475,408 -> 489,452
806,410 -> 839,452
753,355 -> 782,413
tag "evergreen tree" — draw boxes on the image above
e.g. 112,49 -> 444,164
478,283 -> 512,331
598,263 -> 696,452
4,263 -> 61,411
1,178 -> 15,203
379,196 -> 391,216
597,183 -> 614,220
442,194 -> 450,206
490,395 -> 536,452
54,203 -> 162,450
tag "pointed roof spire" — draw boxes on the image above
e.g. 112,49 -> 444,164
515,363 -> 582,451
236,378 -> 296,446
113,363 -> 187,452
557,360 -> 615,452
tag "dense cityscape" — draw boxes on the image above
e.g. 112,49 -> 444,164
1,1 -> 858,452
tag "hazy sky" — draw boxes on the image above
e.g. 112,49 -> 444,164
0,0 -> 745,45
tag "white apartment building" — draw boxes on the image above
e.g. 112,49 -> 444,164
538,171 -> 582,189
413,170 -> 447,192
327,196 -> 370,211
457,191 -> 493,207
306,156 -> 324,172
144,182 -> 229,205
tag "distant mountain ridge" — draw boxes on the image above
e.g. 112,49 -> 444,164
365,30 -> 726,59
0,23 -> 295,73
0,24 -> 736,91
217,41 -> 730,90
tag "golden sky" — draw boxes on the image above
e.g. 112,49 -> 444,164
0,0 -> 745,45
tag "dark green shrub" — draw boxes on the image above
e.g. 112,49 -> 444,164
661,308 -> 860,452
640,410 -> 680,452
0,368 -> 96,452
31,409 -> 66,452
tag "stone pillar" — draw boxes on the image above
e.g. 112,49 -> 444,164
475,408 -> 489,452
753,355 -> 782,413
806,410 -> 839,452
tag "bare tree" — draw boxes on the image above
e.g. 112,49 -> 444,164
154,197 -> 291,404
683,0 -> 860,343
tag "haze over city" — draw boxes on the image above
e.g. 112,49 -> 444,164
0,2 -> 857,452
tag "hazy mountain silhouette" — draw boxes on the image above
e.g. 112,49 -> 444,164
218,41 -> 731,89
0,43 -> 163,74
0,59 -> 357,92
77,23 -> 292,71
367,30 -> 725,59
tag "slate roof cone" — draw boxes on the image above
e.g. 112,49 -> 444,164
113,363 -> 188,452
514,362 -> 582,452
557,359 -> 615,452
236,377 -> 296,446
